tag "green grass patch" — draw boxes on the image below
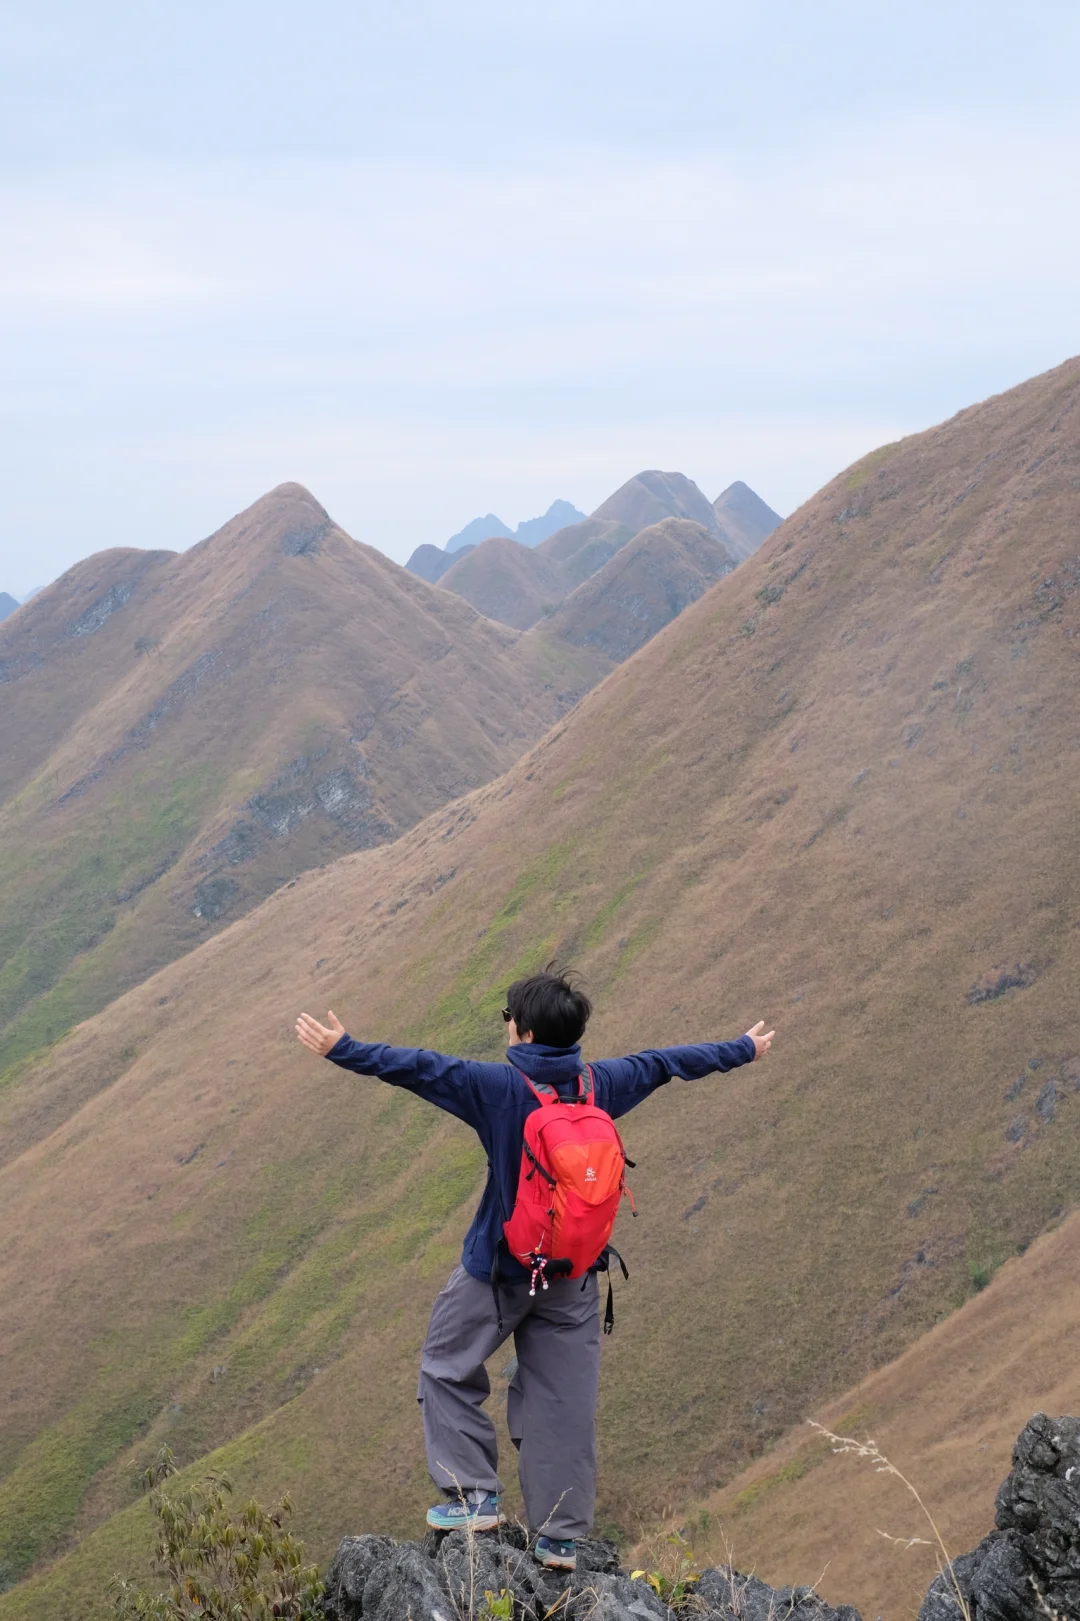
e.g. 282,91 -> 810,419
728,1438 -> 830,1514
0,764 -> 222,1076
413,840 -> 579,1055
0,1390 -> 158,1580
844,442 -> 900,491
582,870 -> 653,953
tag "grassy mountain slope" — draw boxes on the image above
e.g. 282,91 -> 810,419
536,517 -> 736,661
437,535 -> 570,629
2,357 -> 1079,1615
687,1202 -> 1080,1620
433,471 -> 752,630
713,481 -> 782,563
592,469 -> 721,534
402,541 -> 474,583
535,517 -> 637,589
0,483 -> 599,1087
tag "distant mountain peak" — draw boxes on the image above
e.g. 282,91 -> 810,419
712,481 -> 782,562
445,513 -> 513,553
442,499 -> 587,556
196,483 -> 336,562
591,470 -> 719,535
0,591 -> 18,623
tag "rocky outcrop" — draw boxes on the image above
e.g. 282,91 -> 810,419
319,1525 -> 862,1621
919,1413 -> 1080,1621
321,1414 -> 1080,1621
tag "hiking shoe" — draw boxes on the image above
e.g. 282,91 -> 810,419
425,1492 -> 505,1532
534,1535 -> 577,1571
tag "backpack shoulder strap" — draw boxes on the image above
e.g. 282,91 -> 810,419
577,1064 -> 594,1102
514,1068 -> 559,1107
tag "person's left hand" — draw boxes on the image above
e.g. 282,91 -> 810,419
745,1019 -> 775,1059
296,1010 -> 346,1056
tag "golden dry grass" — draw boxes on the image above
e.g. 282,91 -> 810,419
0,482 -> 602,1083
687,1204 -> 1080,1620
1,358 -> 1079,1615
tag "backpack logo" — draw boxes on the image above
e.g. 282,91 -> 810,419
585,1166 -> 597,1182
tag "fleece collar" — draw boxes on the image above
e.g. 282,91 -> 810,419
505,1041 -> 587,1092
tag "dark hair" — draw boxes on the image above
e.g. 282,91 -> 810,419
506,965 -> 592,1047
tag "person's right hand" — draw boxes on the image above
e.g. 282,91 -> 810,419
296,1010 -> 346,1056
745,1019 -> 775,1059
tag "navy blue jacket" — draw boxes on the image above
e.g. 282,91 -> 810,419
326,1032 -> 756,1282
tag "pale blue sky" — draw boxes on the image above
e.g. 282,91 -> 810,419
2,1 -> 1078,596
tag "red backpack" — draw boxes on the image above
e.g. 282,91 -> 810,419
503,1066 -> 635,1324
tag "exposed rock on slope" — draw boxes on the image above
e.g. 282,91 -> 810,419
320,1526 -> 863,1621
0,482 -> 598,1077
712,480 -> 782,562
692,1202 -> 1080,1619
317,1413 -> 1078,1621
536,517 -> 736,661
920,1413 -> 1080,1621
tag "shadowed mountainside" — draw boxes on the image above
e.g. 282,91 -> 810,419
0,591 -> 18,623
0,483 -> 604,1078
1,358 -> 1079,1617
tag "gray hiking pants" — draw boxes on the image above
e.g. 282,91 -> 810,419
418,1264 -> 600,1539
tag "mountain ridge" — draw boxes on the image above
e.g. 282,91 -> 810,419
0,482 -> 602,1082
422,471 -> 777,630
442,498 -> 587,556
1,357 -> 1078,1616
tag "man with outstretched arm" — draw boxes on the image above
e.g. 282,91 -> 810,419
296,967 -> 773,1572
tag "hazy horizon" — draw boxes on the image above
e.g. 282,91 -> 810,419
2,0 -> 1079,598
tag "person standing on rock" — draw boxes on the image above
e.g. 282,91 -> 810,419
296,967 -> 773,1573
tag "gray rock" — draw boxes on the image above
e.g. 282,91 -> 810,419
319,1413 -> 1080,1621
565,1569 -> 672,1618
1034,1081 -> 1057,1123
321,1534 -> 395,1617
574,1538 -> 623,1575
913,1546 -> 981,1621
362,1544 -> 453,1621
436,1528 -> 550,1617
693,1566 -> 861,1621
918,1413 -> 1080,1621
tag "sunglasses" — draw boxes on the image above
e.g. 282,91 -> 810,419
501,1007 -> 512,1022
